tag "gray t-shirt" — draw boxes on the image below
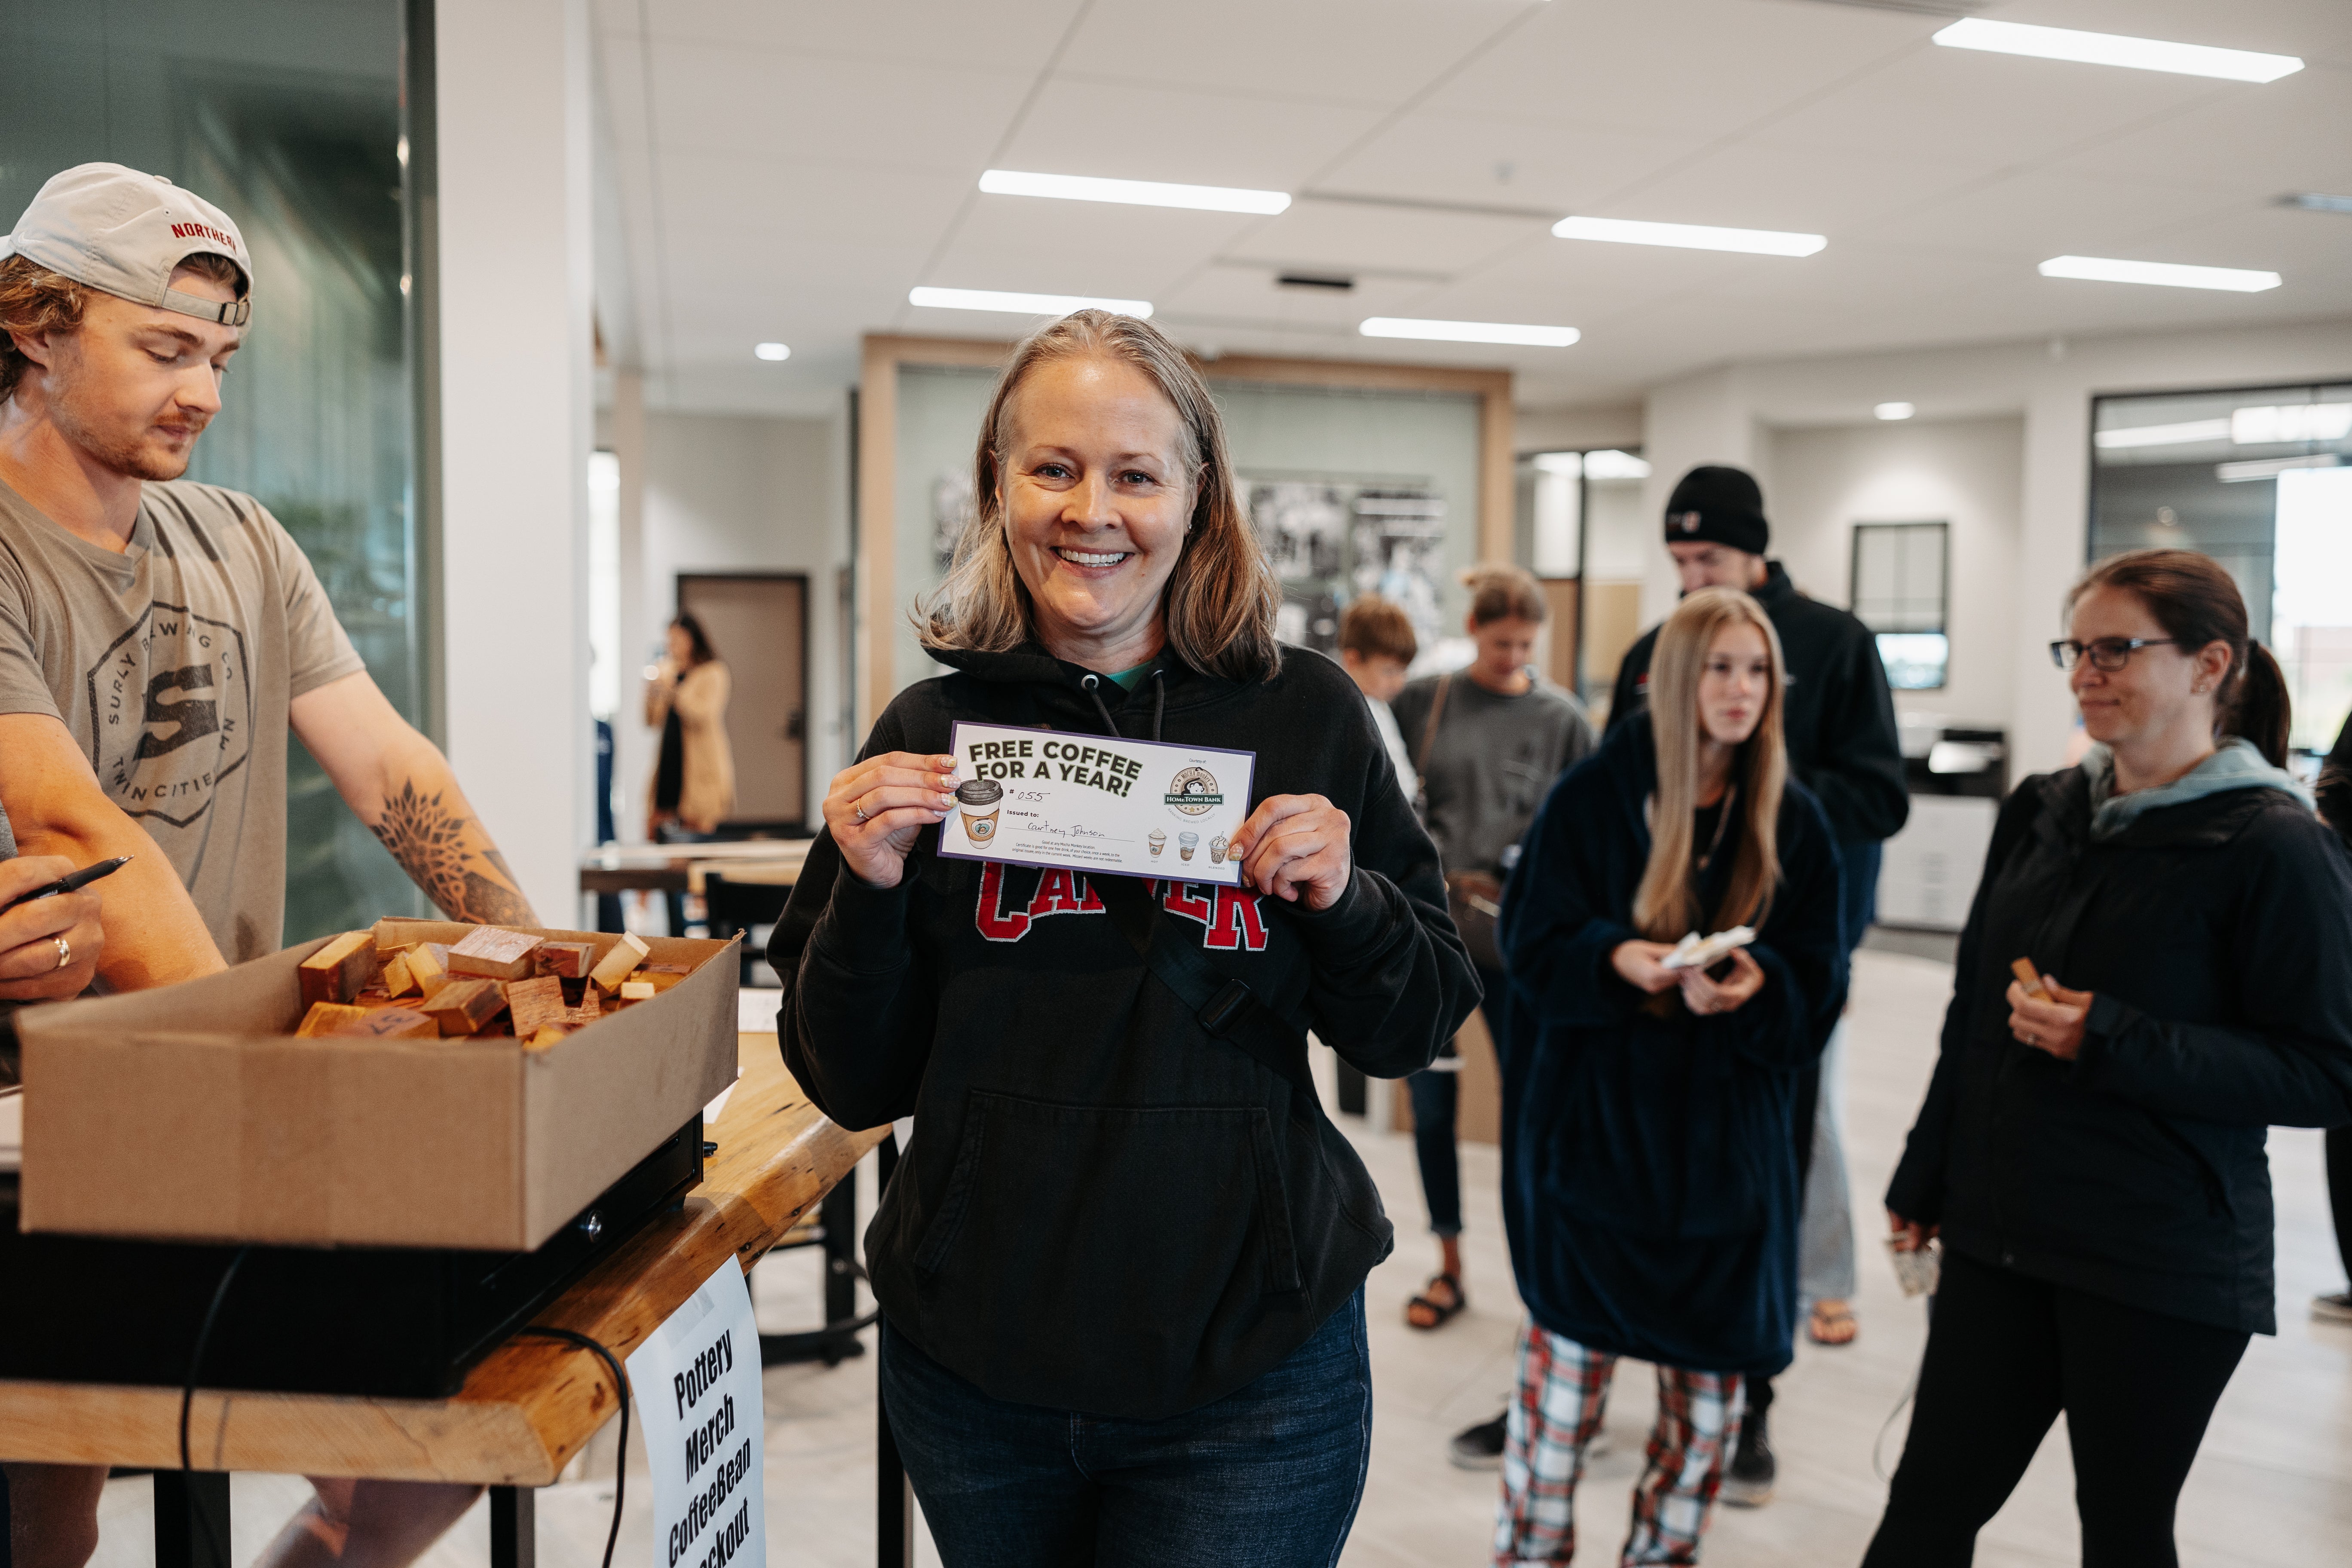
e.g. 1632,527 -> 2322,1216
0,477 -> 365,962
1393,671 -> 1595,876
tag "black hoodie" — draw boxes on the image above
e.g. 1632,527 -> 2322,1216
771,643 -> 1478,1418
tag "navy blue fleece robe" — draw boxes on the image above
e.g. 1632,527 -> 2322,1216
1496,713 -> 1848,1375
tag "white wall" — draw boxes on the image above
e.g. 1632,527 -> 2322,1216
1645,318 -> 2352,777
436,0 -> 593,919
1767,417 -> 2024,731
613,410 -> 851,834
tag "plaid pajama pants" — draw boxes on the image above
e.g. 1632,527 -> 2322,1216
1494,1320 -> 1745,1566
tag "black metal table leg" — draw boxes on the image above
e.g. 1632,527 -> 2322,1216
490,1485 -> 535,1568
758,1163 -> 868,1367
153,1472 -> 231,1568
877,1398 -> 911,1568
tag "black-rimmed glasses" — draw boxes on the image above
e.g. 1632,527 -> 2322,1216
2048,637 -> 2179,671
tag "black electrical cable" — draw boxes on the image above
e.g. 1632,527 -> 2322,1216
521,1326 -> 631,1568
181,1246 -> 251,1475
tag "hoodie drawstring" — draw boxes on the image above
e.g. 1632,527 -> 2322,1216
1079,673 -> 1121,738
1081,667 -> 1168,741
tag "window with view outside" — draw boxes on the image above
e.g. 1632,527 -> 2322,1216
2090,383 -> 2352,759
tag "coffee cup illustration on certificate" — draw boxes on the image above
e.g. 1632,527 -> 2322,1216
937,721 -> 1258,885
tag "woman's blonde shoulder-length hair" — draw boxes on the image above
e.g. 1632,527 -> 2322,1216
914,309 -> 1283,682
1632,585 -> 1790,942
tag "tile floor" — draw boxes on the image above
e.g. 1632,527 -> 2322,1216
83,951 -> 2352,1567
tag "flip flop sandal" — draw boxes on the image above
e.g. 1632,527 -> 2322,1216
1808,1301 -> 1859,1346
1406,1273 -> 1467,1330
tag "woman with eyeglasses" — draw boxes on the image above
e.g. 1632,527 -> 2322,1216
1863,549 -> 2352,1567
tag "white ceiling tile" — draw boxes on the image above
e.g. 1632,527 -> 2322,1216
993,80 -> 1385,190
647,40 -> 1034,169
921,196 -> 1264,299
1420,0 -> 1932,140
655,154 -> 970,246
1312,110 -> 1704,215
642,0 -> 1087,71
1057,0 -> 1535,109
1216,201 -> 1540,277
2047,63 -> 2352,196
1855,171 -> 2254,260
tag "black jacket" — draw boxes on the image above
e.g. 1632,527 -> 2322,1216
1498,714 -> 1847,1374
1886,767 -> 2352,1335
771,644 -> 1478,1418
1608,563 -> 1908,845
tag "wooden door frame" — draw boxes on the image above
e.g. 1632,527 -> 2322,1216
676,570 -> 812,834
854,332 -> 1515,737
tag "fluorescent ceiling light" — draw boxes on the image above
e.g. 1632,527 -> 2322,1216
1875,402 -> 1915,421
1552,215 -> 1825,257
2232,403 -> 2352,444
1932,18 -> 2302,83
1359,317 -> 1580,347
1531,452 -> 1583,477
2039,255 -> 2281,292
2220,454 -> 2343,483
909,286 -> 1152,318
2094,419 -> 2232,449
979,169 -> 1289,216
752,342 -> 790,361
1583,450 -> 1651,481
2284,192 -> 2352,215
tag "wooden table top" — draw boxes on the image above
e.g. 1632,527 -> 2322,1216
579,840 -> 811,895
0,1034 -> 880,1484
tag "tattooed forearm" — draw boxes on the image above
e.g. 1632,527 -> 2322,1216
371,779 -> 539,925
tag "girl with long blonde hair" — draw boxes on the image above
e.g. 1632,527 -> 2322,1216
1492,586 -> 1847,1564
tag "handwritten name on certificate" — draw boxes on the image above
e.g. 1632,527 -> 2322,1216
939,721 -> 1259,885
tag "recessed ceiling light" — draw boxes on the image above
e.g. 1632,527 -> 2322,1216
753,342 -> 790,361
1359,317 -> 1580,347
1932,18 -> 2302,83
2233,403 -> 2352,444
908,286 -> 1153,319
979,169 -> 1290,216
2219,454 -> 2344,483
1875,402 -> 1915,421
1552,215 -> 1825,257
2039,255 -> 2282,292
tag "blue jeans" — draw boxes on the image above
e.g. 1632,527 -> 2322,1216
879,1290 -> 1372,1567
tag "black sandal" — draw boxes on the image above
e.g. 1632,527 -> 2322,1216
1406,1273 -> 1467,1330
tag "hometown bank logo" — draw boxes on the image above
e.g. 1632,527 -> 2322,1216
1164,764 -> 1223,816
84,602 -> 254,829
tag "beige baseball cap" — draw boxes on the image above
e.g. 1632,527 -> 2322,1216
1,162 -> 253,327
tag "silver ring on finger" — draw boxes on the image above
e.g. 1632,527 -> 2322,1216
853,801 -> 869,824
52,934 -> 70,971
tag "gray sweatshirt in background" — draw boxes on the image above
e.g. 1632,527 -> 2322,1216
1392,672 -> 1596,876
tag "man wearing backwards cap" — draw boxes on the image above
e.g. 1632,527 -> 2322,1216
0,165 -> 535,1568
1605,462 -> 1905,1505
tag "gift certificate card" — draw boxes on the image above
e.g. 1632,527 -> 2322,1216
940,721 -> 1258,885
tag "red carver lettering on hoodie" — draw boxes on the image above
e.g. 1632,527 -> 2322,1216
976,865 -> 1266,951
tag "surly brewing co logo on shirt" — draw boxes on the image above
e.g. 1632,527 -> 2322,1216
85,601 -> 252,828
1164,765 -> 1224,815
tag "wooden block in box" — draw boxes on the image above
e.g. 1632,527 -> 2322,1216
13,922 -> 741,1250
298,931 -> 377,1008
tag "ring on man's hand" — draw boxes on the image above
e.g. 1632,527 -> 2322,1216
52,934 -> 70,971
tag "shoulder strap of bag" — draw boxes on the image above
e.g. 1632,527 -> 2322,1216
1412,673 -> 1452,776
1093,877 -> 1319,1112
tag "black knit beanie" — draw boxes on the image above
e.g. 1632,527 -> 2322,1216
1663,465 -> 1769,555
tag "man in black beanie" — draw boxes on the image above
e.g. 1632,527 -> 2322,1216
1609,463 -> 1907,1506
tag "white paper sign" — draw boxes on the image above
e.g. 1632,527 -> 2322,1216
939,721 -> 1258,885
627,1257 -> 766,1568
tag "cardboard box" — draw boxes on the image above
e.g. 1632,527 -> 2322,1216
15,922 -> 739,1251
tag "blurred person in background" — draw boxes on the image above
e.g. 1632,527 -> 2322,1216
1494,586 -> 1845,1566
1390,564 -> 1594,1351
644,612 -> 734,933
1867,550 -> 2352,1567
1608,463 -> 1907,1505
1338,593 -> 1417,787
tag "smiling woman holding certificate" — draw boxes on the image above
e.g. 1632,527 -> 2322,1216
771,310 -> 1476,1565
